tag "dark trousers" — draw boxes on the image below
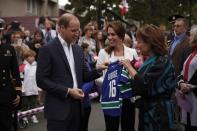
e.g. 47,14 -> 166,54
185,112 -> 197,131
104,99 -> 135,131
104,115 -> 120,131
185,125 -> 197,131
0,103 -> 12,131
47,102 -> 82,131
121,99 -> 135,131
81,107 -> 91,131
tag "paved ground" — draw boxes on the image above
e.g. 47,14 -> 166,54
19,101 -> 105,131
18,101 -> 184,131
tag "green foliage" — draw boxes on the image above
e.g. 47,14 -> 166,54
65,0 -> 195,28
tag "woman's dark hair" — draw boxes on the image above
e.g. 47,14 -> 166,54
34,30 -> 44,38
81,42 -> 89,50
34,30 -> 44,39
33,30 -> 44,43
136,24 -> 167,55
105,21 -> 125,54
38,16 -> 46,25
95,30 -> 106,54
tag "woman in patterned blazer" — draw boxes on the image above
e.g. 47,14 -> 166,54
121,24 -> 177,131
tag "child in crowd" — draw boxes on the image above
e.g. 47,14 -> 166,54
21,50 -> 39,124
81,43 -> 95,131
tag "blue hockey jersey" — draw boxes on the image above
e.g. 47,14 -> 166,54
101,61 -> 132,116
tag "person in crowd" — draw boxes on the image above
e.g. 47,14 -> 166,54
87,21 -> 98,39
124,34 -> 133,48
10,21 -> 22,32
42,18 -> 57,44
95,30 -> 106,55
120,24 -> 177,131
11,31 -> 29,65
81,43 -> 96,131
78,24 -> 96,55
23,30 -> 32,45
127,24 -> 137,48
0,18 -> 5,40
37,16 -> 46,31
169,18 -> 192,78
3,21 -> 22,44
0,20 -> 22,130
177,25 -> 197,131
28,30 -> 44,60
36,13 -> 106,131
81,43 -> 96,69
168,18 -> 192,130
96,21 -> 138,131
21,50 -> 39,124
167,15 -> 185,47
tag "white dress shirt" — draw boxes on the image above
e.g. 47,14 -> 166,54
58,34 -> 78,88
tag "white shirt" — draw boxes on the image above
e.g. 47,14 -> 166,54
22,61 -> 38,96
96,45 -> 138,67
58,34 -> 78,88
96,45 -> 138,78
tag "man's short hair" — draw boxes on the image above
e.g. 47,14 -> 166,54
175,18 -> 188,28
58,13 -> 77,28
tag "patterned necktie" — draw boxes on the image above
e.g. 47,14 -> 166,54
46,31 -> 51,43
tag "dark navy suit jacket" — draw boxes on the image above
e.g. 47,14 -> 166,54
36,37 -> 101,120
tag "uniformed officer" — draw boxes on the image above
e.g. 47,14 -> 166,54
0,19 -> 22,131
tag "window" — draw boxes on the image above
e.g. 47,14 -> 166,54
26,0 -> 37,14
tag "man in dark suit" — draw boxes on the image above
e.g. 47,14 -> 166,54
169,18 -> 192,78
168,18 -> 192,131
36,13 -> 106,131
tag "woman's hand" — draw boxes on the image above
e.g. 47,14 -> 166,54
180,82 -> 191,93
35,43 -> 42,48
120,59 -> 132,69
120,59 -> 137,78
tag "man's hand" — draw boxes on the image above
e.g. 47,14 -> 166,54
180,82 -> 191,93
97,62 -> 109,71
68,88 -> 84,100
13,95 -> 21,107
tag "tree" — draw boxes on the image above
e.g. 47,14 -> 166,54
65,0 -> 196,28
65,0 -> 126,28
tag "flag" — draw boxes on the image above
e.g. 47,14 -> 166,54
121,0 -> 128,16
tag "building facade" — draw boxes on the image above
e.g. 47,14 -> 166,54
0,0 -> 59,33
0,0 -> 59,17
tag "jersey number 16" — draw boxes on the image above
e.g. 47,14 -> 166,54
109,79 -> 116,97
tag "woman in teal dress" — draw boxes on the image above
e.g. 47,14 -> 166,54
121,25 -> 177,131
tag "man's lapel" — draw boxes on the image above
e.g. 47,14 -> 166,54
55,38 -> 72,74
72,44 -> 80,72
